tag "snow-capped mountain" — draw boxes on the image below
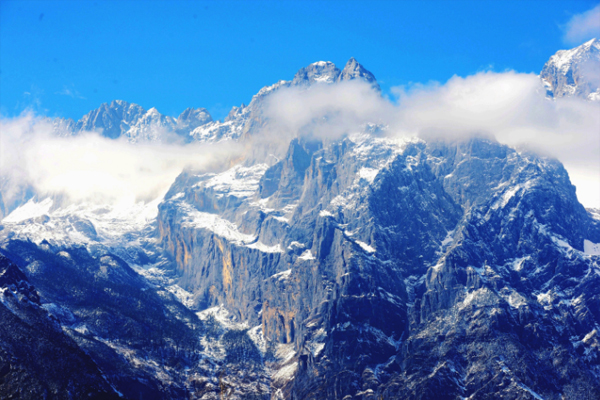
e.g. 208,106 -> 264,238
541,38 -> 600,100
55,100 -> 213,142
2,49 -> 600,399
292,58 -> 381,91
52,58 -> 382,145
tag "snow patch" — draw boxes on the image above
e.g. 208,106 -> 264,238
179,203 -> 283,253
584,239 -> 600,256
270,269 -> 291,281
165,284 -> 194,308
197,305 -> 248,331
517,383 -> 544,400
272,362 -> 297,383
358,167 -> 378,183
356,240 -> 376,253
203,164 -> 269,199
319,210 -> 334,218
441,230 -> 455,247
247,325 -> 267,355
287,241 -> 305,251
509,257 -> 529,272
298,250 -> 316,260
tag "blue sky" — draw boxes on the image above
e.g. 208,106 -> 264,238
1,0 -> 599,121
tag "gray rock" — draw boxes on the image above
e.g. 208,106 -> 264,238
292,61 -> 341,86
338,57 -> 381,91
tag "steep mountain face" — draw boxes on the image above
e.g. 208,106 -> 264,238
2,49 -> 600,400
76,99 -> 147,139
338,57 -> 381,91
157,134 -> 600,399
541,38 -> 600,100
0,254 -> 121,399
292,61 -> 342,85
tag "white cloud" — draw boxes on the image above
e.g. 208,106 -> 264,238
0,114 -> 240,211
563,3 -> 600,45
264,80 -> 393,141
390,71 -> 600,208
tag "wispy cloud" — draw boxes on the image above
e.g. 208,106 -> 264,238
56,85 -> 86,100
563,3 -> 600,45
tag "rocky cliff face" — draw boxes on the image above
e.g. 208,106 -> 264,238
541,38 -> 600,100
2,50 -> 600,399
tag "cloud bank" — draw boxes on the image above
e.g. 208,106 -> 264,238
263,72 -> 600,207
1,69 -> 599,219
563,4 -> 600,45
0,114 -> 239,214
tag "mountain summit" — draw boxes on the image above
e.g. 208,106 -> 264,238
338,57 -> 381,91
541,38 -> 600,100
291,58 -> 380,90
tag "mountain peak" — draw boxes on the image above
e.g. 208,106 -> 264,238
291,58 -> 380,90
582,37 -> 599,48
176,107 -> 212,133
540,39 -> 600,101
76,100 -> 145,139
292,61 -> 341,85
338,57 -> 381,91
110,99 -> 130,107
311,60 -> 335,67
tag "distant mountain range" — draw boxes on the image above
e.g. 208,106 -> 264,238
51,57 -> 381,145
49,39 -> 600,147
1,41 -> 599,399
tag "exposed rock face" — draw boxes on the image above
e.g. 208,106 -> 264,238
338,57 -> 381,91
541,38 -> 600,100
292,61 -> 342,85
157,134 -> 600,399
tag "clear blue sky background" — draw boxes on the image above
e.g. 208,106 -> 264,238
1,0 -> 599,121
